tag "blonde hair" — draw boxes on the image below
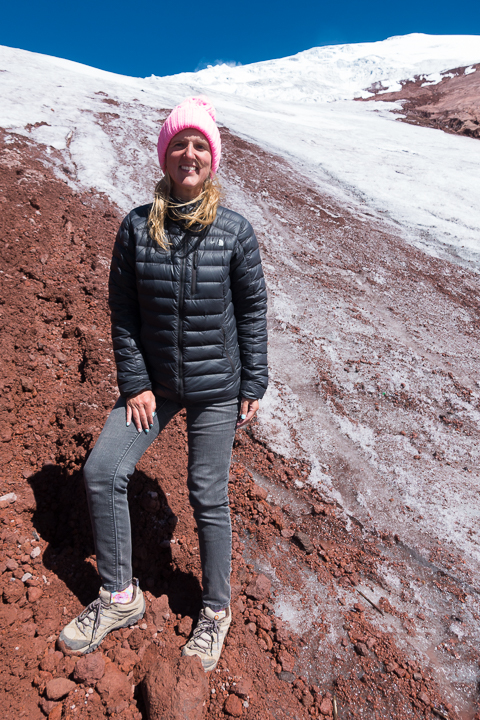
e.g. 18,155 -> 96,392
148,173 -> 221,249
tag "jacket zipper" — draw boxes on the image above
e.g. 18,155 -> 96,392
178,252 -> 187,399
223,327 -> 235,372
191,249 -> 198,296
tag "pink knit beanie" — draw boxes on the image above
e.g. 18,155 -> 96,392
157,96 -> 221,177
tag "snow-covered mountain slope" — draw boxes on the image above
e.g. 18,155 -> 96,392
1,34 -> 480,268
156,33 -> 480,102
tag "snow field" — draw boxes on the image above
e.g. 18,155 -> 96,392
2,34 -> 480,265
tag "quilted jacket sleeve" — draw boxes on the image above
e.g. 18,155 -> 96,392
230,218 -> 268,400
109,214 -> 152,397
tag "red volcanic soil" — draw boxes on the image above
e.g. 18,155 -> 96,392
1,127 -> 480,720
360,64 -> 480,138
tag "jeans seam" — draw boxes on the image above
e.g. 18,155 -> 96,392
109,395 -> 169,590
110,430 -> 146,590
186,401 -> 236,608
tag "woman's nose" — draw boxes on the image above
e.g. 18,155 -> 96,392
184,142 -> 195,159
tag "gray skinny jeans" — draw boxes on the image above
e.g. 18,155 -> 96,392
83,395 -> 238,611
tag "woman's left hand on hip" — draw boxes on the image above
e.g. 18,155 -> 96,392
236,398 -> 259,429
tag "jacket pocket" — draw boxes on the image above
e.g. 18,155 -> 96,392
222,327 -> 235,373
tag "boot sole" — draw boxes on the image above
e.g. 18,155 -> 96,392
182,647 -> 221,672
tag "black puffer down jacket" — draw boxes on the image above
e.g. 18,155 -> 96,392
109,203 -> 268,404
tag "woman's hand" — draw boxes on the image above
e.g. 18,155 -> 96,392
236,397 -> 259,429
126,390 -> 156,432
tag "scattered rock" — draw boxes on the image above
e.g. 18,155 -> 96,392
418,691 -> 431,705
301,690 -> 314,708
277,671 -> 295,683
40,650 -> 63,674
0,492 -> 17,508
39,698 -> 58,716
274,623 -> 290,644
177,615 -> 193,637
128,627 -> 146,652
108,646 -> 139,673
257,627 -> 273,650
224,693 -> 243,716
354,642 -> 369,657
142,654 -> 208,720
27,585 -> 43,602
293,529 -> 315,554
245,573 -> 271,601
0,429 -> 13,443
149,594 -> 171,630
256,613 -> 272,632
20,376 -> 34,392
34,670 -> 53,691
47,704 -> 63,720
234,678 -> 253,699
278,650 -> 295,673
319,696 -> 333,715
96,665 -> 132,705
30,546 -> 41,559
235,597 -> 245,613
250,483 -> 268,501
45,677 -> 76,700
270,507 -> 285,530
17,485 -> 36,512
74,653 -> 106,684
3,579 -> 24,603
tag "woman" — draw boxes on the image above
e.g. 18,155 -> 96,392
58,97 -> 268,670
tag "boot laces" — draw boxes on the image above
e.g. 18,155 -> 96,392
190,612 -> 220,653
75,596 -> 109,637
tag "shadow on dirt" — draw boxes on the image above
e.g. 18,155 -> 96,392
27,460 -> 202,612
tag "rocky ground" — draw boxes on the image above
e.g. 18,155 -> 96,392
1,124 -> 480,720
360,63 -> 480,138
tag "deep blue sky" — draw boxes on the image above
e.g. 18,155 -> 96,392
2,0 -> 479,78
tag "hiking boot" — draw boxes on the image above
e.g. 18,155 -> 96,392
58,582 -> 145,655
182,606 -> 232,671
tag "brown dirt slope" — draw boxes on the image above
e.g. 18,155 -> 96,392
1,127 -> 479,720
360,63 -> 480,138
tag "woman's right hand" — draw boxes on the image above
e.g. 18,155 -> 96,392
126,390 -> 156,432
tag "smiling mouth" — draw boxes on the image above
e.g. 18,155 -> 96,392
180,165 -> 197,172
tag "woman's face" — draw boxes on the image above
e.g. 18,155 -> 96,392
166,129 -> 212,201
